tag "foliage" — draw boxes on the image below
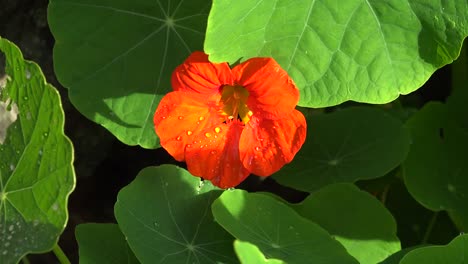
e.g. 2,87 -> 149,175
1,0 -> 468,263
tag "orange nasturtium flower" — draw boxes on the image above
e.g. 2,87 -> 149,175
153,52 -> 306,188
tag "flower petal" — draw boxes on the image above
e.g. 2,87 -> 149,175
232,57 -> 299,119
185,122 -> 250,188
172,51 -> 234,96
239,110 -> 307,176
154,91 -> 222,161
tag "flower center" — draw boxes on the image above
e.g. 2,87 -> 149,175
220,85 -> 252,124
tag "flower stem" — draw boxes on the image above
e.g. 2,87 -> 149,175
52,243 -> 71,264
422,211 -> 439,244
21,256 -> 30,264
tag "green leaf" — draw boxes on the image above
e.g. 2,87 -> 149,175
403,102 -> 468,230
234,240 -> 285,264
212,190 -> 359,264
48,0 -> 210,148
205,0 -> 468,107
294,183 -> 400,264
399,234 -> 468,264
114,165 -> 236,264
0,37 -> 75,264
273,106 -> 410,192
76,223 -> 139,264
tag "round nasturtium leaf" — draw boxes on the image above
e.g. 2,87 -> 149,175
399,234 -> 468,264
76,223 -> 139,264
234,240 -> 285,264
48,0 -> 210,149
114,165 -> 236,264
403,102 -> 468,230
205,0 -> 468,107
294,183 -> 400,264
0,37 -> 75,264
212,190 -> 359,264
273,106 -> 410,192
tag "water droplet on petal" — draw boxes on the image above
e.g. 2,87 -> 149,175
255,146 -> 261,151
259,138 -> 264,142
186,130 -> 193,136
178,116 -> 184,120
205,132 -> 211,138
210,150 -> 217,154
247,111 -> 253,117
200,145 -> 204,149
199,116 -> 204,121
176,136 -> 182,141
214,127 -> 221,133
162,116 -> 167,119
186,144 -> 192,148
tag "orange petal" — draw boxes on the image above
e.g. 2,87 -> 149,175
232,57 -> 299,119
239,110 -> 307,176
185,121 -> 250,188
172,51 -> 234,95
154,91 -> 222,161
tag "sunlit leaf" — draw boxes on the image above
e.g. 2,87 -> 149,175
0,37 -> 75,264
48,0 -> 210,148
114,165 -> 236,263
294,183 -> 400,264
274,106 -> 410,192
212,190 -> 359,264
205,0 -> 468,107
234,240 -> 285,264
76,223 -> 139,264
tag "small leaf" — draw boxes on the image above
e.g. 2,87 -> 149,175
274,106 -> 410,192
48,0 -> 210,148
0,37 -> 75,264
294,183 -> 400,264
205,0 -> 468,107
76,223 -> 139,264
114,165 -> 236,263
234,240 -> 285,264
212,190 -> 359,264
403,102 -> 468,230
399,234 -> 468,263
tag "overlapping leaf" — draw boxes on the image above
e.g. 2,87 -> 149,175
76,223 -> 139,264
294,183 -> 400,264
212,190 -> 359,264
205,0 -> 468,107
0,37 -> 75,264
114,165 -> 236,263
274,106 -> 410,192
48,0 -> 210,148
403,102 -> 468,230
234,240 -> 285,264
399,234 -> 468,263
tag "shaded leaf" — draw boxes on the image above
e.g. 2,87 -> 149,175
48,0 -> 210,148
205,0 -> 468,107
0,37 -> 75,264
76,223 -> 139,264
114,165 -> 236,264
274,106 -> 410,192
212,189 -> 359,264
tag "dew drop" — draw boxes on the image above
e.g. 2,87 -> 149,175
198,116 -> 204,121
176,136 -> 182,141
186,130 -> 193,136
200,145 -> 204,149
205,132 -> 211,138
23,96 -> 28,101
259,138 -> 264,142
43,132 -> 49,137
162,116 -> 167,119
255,146 -> 261,151
25,70 -> 31,79
9,164 -> 15,171
178,116 -> 184,120
186,144 -> 192,148
210,150 -> 217,154
247,111 -> 253,117
214,127 -> 221,133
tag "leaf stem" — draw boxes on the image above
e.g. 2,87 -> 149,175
422,211 -> 439,244
52,243 -> 71,264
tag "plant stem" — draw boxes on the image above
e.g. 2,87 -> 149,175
52,243 -> 71,264
21,256 -> 30,264
422,211 -> 439,244
380,184 -> 390,206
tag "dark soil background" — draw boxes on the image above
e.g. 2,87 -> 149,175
1,0 -> 460,263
